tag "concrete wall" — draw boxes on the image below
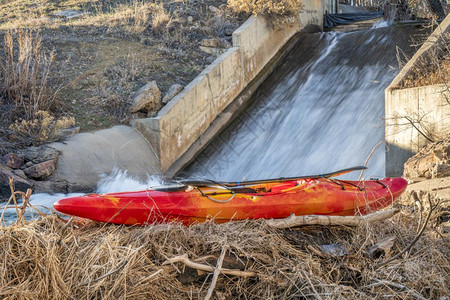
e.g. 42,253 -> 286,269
133,4 -> 323,174
385,85 -> 450,176
385,15 -> 450,177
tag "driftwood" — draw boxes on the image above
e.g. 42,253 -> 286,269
204,245 -> 228,300
266,209 -> 399,229
163,254 -> 255,277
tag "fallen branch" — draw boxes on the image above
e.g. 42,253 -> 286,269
204,245 -> 228,300
163,254 -> 255,277
266,209 -> 399,229
359,141 -> 383,181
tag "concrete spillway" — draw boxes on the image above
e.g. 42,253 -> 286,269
182,25 -> 420,181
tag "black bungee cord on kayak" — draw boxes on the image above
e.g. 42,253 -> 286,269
193,185 -> 236,203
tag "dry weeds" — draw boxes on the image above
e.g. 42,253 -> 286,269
0,29 -> 56,121
0,192 -> 448,299
396,24 -> 450,89
228,0 -> 304,27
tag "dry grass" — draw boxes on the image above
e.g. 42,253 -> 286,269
0,29 -> 77,145
0,192 -> 448,299
396,26 -> 450,89
0,29 -> 56,121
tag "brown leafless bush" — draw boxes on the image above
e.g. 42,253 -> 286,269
227,0 -> 303,26
0,29 -> 56,121
9,110 -> 75,144
396,22 -> 450,90
107,1 -> 171,34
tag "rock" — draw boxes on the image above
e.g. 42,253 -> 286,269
433,163 -> 450,178
319,244 -> 348,256
51,10 -> 88,20
187,16 -> 193,23
201,38 -> 222,48
225,28 -> 234,36
58,126 -> 80,140
12,169 -> 27,179
33,180 -> 68,194
209,5 -> 219,14
20,145 -> 60,164
129,81 -> 162,114
23,159 -> 57,180
2,153 -> 25,169
404,140 -> 450,179
200,26 -> 212,35
162,84 -> 184,104
0,163 -> 33,199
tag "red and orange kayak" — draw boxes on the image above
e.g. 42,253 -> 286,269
53,167 -> 408,225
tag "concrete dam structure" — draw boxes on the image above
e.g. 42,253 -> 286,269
50,21 -> 421,192
182,26 -> 420,181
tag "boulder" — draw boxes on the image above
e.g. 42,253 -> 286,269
0,163 -> 33,199
404,140 -> 450,179
162,84 -> 184,104
129,81 -> 162,114
209,5 -> 219,14
33,179 -> 68,194
23,159 -> 57,180
21,145 -> 60,164
2,153 -> 25,169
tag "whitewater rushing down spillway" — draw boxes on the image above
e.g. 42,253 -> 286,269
182,26 -> 419,181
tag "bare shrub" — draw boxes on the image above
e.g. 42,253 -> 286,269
9,110 -> 75,144
395,22 -> 450,89
151,3 -> 171,34
227,0 -> 303,26
107,1 -> 171,34
0,29 -> 56,121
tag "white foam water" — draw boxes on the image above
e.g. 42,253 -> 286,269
1,169 -> 164,225
182,26 -> 418,182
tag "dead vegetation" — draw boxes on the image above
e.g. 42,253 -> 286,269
0,190 -> 448,299
228,0 -> 304,26
395,21 -> 450,89
0,0 -> 248,153
2,1 -> 245,117
0,29 -> 75,150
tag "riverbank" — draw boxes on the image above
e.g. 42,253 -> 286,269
0,189 -> 448,299
0,0 -> 248,153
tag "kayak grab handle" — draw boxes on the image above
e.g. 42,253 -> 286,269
194,186 -> 236,203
